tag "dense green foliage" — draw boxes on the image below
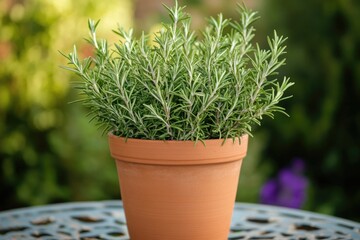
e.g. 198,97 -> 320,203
260,0 -> 360,220
63,2 -> 293,141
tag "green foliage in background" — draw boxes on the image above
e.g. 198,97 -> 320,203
0,0 -> 132,210
63,2 -> 293,141
260,0 -> 360,221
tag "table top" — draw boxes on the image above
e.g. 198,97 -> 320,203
0,201 -> 359,240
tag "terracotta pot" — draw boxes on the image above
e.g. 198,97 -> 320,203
108,134 -> 248,240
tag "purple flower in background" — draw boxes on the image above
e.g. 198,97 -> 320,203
260,158 -> 308,209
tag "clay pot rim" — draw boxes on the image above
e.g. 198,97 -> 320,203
108,132 -> 248,144
108,132 -> 249,165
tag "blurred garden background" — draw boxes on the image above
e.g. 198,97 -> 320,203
0,0 -> 359,221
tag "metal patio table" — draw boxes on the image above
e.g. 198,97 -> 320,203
0,200 -> 359,240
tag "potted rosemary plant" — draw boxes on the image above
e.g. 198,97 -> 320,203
62,1 -> 293,239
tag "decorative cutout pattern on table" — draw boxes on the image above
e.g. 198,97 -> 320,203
0,201 -> 359,240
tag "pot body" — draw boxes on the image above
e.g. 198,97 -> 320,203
109,134 -> 248,240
